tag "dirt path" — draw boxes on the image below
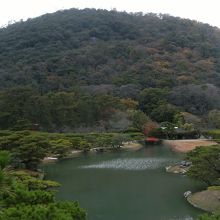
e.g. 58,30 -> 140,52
164,139 -> 217,153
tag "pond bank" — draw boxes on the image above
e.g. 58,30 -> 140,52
166,164 -> 189,174
42,143 -> 203,220
164,140 -> 220,213
43,139 -> 218,215
164,139 -> 217,153
42,141 -> 143,163
187,189 -> 220,213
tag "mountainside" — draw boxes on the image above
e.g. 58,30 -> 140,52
1,8 -> 220,90
1,8 -> 220,131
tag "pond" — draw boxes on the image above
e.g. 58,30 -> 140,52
43,144 -> 204,220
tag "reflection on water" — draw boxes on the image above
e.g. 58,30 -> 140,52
81,158 -> 176,170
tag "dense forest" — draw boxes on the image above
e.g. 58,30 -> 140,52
1,8 -> 220,131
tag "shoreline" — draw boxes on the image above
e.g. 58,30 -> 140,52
42,139 -> 219,214
187,189 -> 220,213
120,141 -> 143,150
42,140 -> 143,163
164,139 -> 219,213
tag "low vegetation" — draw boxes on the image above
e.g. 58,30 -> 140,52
186,145 -> 220,186
198,214 -> 220,220
203,130 -> 220,141
0,151 -> 86,220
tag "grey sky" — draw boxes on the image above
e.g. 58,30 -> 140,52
0,0 -> 220,28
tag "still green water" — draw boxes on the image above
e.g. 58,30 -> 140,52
43,144 -> 204,220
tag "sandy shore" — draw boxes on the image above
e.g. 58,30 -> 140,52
43,150 -> 84,163
121,141 -> 143,151
187,189 -> 220,213
164,139 -> 217,153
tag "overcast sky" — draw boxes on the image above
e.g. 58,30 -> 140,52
0,0 -> 220,28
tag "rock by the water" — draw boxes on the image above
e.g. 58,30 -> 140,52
184,191 -> 192,198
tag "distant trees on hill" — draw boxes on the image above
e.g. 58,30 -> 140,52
1,9 -> 220,130
0,9 -> 220,91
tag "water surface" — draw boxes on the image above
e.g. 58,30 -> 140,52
43,144 -> 204,220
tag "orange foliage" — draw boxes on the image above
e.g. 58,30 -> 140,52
120,98 -> 138,109
143,121 -> 159,136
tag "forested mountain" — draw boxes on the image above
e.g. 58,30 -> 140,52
1,8 -> 220,89
1,8 -> 220,131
